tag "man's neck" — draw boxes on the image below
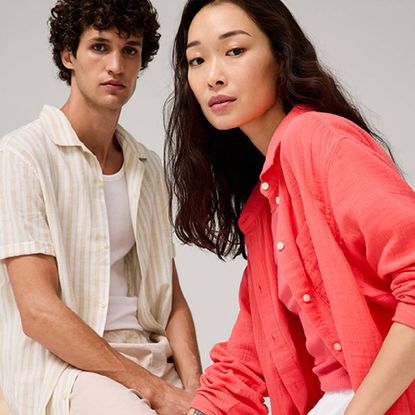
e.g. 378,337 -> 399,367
61,95 -> 123,174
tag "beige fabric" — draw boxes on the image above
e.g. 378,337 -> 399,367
0,106 -> 174,415
308,390 -> 354,415
0,390 -> 9,415
69,330 -> 182,415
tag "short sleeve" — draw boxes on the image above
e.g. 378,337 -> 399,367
0,149 -> 55,260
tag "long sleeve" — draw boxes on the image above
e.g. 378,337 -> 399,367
326,136 -> 415,329
191,270 -> 268,415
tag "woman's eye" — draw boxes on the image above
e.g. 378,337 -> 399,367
188,57 -> 205,66
227,48 -> 245,57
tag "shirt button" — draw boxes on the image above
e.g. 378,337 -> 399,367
277,241 -> 285,251
261,182 -> 270,191
276,196 -> 280,205
302,294 -> 311,303
333,342 -> 342,351
101,302 -> 107,309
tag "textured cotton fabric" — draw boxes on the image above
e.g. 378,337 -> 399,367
0,106 -> 174,414
192,106 -> 415,414
278,269 -> 351,391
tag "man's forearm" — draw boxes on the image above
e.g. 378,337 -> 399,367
24,295 -> 167,401
166,298 -> 202,389
345,322 -> 415,414
167,262 -> 202,390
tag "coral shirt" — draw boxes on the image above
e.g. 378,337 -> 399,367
192,106 -> 415,414
278,265 -> 352,392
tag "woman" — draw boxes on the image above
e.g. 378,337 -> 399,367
165,1 -> 415,414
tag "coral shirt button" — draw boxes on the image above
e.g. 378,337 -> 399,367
261,182 -> 270,191
277,241 -> 285,251
333,342 -> 342,351
276,196 -> 280,205
303,294 -> 311,303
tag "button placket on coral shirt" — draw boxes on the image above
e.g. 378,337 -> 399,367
272,211 -> 347,376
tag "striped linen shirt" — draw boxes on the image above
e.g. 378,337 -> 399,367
0,106 -> 174,414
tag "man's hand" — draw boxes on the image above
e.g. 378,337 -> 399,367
151,383 -> 193,415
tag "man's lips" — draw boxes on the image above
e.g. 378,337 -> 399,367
208,95 -> 236,107
101,80 -> 126,89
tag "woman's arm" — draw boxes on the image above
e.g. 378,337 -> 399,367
323,135 -> 415,412
345,322 -> 415,414
189,270 -> 268,415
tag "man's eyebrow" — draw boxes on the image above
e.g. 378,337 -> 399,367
88,37 -> 142,46
186,30 -> 251,49
88,37 -> 111,43
125,39 -> 142,47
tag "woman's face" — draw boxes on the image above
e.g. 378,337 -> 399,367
186,2 -> 283,136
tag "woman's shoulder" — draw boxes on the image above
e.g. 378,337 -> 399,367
284,108 -> 369,145
280,108 -> 374,165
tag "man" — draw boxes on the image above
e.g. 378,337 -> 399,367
0,0 -> 201,414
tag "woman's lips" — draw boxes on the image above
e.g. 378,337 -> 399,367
208,95 -> 237,112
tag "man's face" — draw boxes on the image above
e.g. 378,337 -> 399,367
62,27 -> 143,112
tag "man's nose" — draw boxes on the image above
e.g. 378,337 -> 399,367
107,51 -> 124,75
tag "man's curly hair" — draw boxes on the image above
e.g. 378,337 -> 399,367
49,0 -> 160,84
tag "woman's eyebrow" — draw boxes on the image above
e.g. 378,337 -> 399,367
187,29 -> 251,49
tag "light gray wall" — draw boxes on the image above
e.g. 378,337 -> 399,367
0,0 -> 414,376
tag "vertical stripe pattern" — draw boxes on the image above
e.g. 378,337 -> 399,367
0,106 -> 173,414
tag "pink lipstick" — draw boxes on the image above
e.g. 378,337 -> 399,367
208,95 -> 236,112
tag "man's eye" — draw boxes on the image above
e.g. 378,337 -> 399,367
227,48 -> 245,56
92,44 -> 107,52
124,47 -> 138,56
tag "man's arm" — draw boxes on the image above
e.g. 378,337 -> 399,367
166,261 -> 202,393
6,253 -> 191,415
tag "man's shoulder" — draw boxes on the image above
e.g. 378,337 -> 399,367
0,117 -> 47,157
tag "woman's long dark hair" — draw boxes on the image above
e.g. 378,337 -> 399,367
165,0 -> 394,259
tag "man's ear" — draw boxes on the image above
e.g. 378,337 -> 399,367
61,48 -> 75,70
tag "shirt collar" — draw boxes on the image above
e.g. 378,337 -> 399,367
260,105 -> 311,179
39,105 -> 147,160
258,105 -> 312,198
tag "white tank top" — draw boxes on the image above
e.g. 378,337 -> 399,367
102,164 -> 143,331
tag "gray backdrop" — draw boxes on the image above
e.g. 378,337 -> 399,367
1,0 -> 414,381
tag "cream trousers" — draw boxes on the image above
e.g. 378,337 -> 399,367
308,390 -> 354,415
69,329 -> 182,415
